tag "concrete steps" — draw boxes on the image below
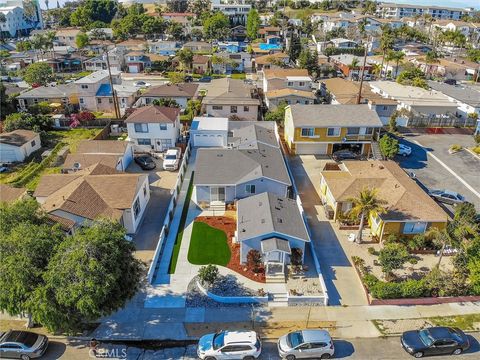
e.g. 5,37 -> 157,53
209,201 -> 225,212
269,292 -> 289,307
371,141 -> 383,160
266,272 -> 286,284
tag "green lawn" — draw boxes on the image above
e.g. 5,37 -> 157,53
187,222 -> 231,266
168,172 -> 194,274
231,73 -> 246,80
430,314 -> 480,331
48,128 -> 102,152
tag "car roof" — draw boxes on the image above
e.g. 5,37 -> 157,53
4,330 -> 37,344
223,330 -> 257,345
301,330 -> 331,343
428,327 -> 454,339
443,190 -> 460,196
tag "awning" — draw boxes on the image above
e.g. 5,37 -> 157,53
261,238 -> 291,254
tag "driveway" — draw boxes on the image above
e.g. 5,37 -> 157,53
288,155 -> 368,306
127,156 -> 178,263
397,132 -> 480,212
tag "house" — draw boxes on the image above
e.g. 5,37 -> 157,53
432,20 -> 480,40
95,84 -> 139,115
148,40 -> 180,56
211,52 -> 252,74
125,51 -> 151,73
193,121 -> 291,208
0,130 -> 41,163
200,78 -> 261,121
116,39 -> 148,52
16,83 -> 79,111
284,104 -> 383,155
137,83 -> 199,109
252,52 -> 289,72
319,160 -> 448,241
182,41 -> 212,53
190,117 -> 229,148
329,38 -> 359,49
217,41 -> 247,53
75,70 -> 122,113
330,54 -> 373,78
125,105 -> 181,152
321,78 -> 398,124
34,164 -> 150,234
262,68 -> 312,93
265,88 -> 316,109
211,0 -> 251,25
0,184 -> 27,203
231,25 -> 247,41
236,192 -> 310,270
377,2 -> 470,20
409,56 -> 479,82
192,55 -> 211,74
63,140 -> 134,172
55,28 -> 83,48
161,12 -> 194,31
258,26 -> 281,39
369,81 -> 458,124
0,4 -> 42,37
83,48 -> 126,72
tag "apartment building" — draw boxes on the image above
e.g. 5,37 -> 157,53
377,2 -> 471,20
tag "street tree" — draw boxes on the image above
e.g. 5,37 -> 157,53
379,134 -> 399,159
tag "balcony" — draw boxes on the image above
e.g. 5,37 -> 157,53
344,134 -> 374,141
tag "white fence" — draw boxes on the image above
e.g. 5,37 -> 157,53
196,281 -> 269,304
146,141 -> 192,284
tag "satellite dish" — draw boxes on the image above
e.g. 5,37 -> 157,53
73,162 -> 81,170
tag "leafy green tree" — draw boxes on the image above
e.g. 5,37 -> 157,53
379,134 -> 399,159
22,62 -> 54,86
16,40 -> 32,52
30,220 -> 143,332
75,33 -> 89,50
378,243 -> 410,280
265,101 -> 288,122
142,17 -> 167,39
3,113 -> 53,132
246,8 -> 260,40
0,83 -> 17,119
168,72 -> 186,84
396,63 -> 427,89
298,49 -> 319,76
70,0 -> 119,28
347,188 -> 387,243
389,111 -> 398,133
188,0 -> 211,17
203,11 -> 230,40
466,49 -> 480,62
177,48 -> 194,71
288,32 -> 301,63
168,21 -> 185,41
198,264 -> 219,286
0,198 -> 46,235
152,98 -> 180,107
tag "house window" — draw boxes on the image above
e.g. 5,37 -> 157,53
403,222 -> 428,234
243,106 -> 249,112
327,127 -> 340,137
133,198 -> 140,219
287,82 -> 293,86
31,140 -> 36,147
81,85 -> 88,89
365,127 -> 374,135
79,98 -> 84,104
347,127 -> 360,135
301,128 -> 315,137
134,123 -> 149,133
137,138 -> 151,145
299,82 -> 305,86
159,124 -> 167,130
246,184 -> 256,194
231,105 -> 237,113
97,98 -> 102,104
212,105 -> 223,110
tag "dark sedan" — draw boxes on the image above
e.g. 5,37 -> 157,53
0,330 -> 49,359
332,150 -> 359,162
401,327 -> 470,358
134,155 -> 156,170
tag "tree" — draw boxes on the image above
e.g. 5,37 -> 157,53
70,0 -> 119,28
0,83 -> 17,119
203,11 -> 230,40
246,249 -> 262,273
168,72 -> 186,84
362,0 -> 377,15
387,50 -> 405,78
188,0 -> 211,17
3,113 -> 53,133
246,8 -> 260,41
168,21 -> 184,41
298,49 -> 319,77
198,264 -> 219,286
379,134 -> 399,159
142,17 -> 167,39
176,48 -> 194,72
397,63 -> 427,89
466,49 -> 480,62
265,101 -> 288,122
288,32 -> 301,63
379,28 -> 395,79
378,243 -> 410,280
166,0 -> 188,13
16,40 -> 32,52
152,98 -> 180,107
22,62 -> 54,86
29,220 -> 143,332
388,111 -> 398,133
347,188 -> 387,243
424,50 -> 440,78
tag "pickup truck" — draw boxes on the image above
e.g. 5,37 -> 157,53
162,148 -> 181,171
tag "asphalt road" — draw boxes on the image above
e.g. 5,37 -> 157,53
397,133 -> 480,213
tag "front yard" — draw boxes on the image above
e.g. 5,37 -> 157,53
187,222 -> 231,266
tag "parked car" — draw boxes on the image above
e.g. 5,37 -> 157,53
278,330 -> 334,359
398,143 -> 412,157
162,148 -> 181,171
0,330 -> 49,359
332,150 -> 359,162
429,190 -> 465,206
197,330 -> 261,360
133,81 -> 151,88
184,75 -> 193,83
134,155 -> 156,170
401,326 -> 469,358
0,164 -> 9,173
443,79 -> 456,85
198,76 -> 212,83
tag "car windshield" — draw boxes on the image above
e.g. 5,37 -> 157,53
17,332 -> 38,347
419,329 -> 434,347
165,155 -> 177,160
212,332 -> 225,350
287,332 -> 304,348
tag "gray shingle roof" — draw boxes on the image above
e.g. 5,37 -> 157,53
228,121 -> 278,149
289,104 -> 384,127
237,192 -> 309,243
16,83 -> 77,99
427,81 -> 480,108
261,237 -> 291,254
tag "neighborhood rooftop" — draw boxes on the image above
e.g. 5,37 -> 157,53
427,81 -> 480,108
0,130 -> 38,147
125,105 -> 180,123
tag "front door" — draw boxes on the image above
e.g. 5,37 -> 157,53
210,187 -> 225,202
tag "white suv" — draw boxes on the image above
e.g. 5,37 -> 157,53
162,148 -> 180,171
398,144 -> 412,157
197,330 -> 262,360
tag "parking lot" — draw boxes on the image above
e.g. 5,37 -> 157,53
397,132 -> 480,212
126,155 -> 178,263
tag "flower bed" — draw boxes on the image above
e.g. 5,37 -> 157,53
196,216 -> 266,283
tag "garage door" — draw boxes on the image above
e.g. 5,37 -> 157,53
0,149 -> 18,163
193,133 -> 224,147
295,143 -> 328,155
128,65 -> 139,73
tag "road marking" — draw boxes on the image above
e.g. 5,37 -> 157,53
411,140 -> 480,200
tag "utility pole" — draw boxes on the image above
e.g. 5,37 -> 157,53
356,36 -> 369,105
104,44 -> 120,119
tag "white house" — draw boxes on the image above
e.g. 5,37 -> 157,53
75,69 -> 122,112
0,2 -> 42,37
0,130 -> 41,163
190,117 -> 229,148
136,83 -> 199,109
125,105 -> 181,152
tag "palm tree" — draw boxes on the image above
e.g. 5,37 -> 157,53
387,50 -> 405,79
379,27 -> 394,79
349,57 -> 360,79
424,50 -> 440,78
31,34 -> 46,61
347,188 -> 387,244
371,63 -> 382,78
177,48 -> 193,73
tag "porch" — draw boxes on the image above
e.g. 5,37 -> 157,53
261,238 -> 291,284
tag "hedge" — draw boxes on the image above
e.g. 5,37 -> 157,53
362,273 -> 428,299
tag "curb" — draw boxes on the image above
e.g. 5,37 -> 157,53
465,148 -> 480,160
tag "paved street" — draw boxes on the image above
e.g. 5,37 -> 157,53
398,133 -> 480,212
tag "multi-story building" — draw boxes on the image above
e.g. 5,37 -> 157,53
377,2 -> 471,20
211,0 -> 251,25
0,0 -> 43,37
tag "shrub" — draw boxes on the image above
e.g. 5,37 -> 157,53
291,248 -> 303,266
198,264 -> 219,286
472,146 -> 480,155
449,144 -> 462,152
362,273 -> 379,290
246,249 -> 262,273
370,281 -> 403,299
378,243 -> 409,278
368,247 -> 377,256
408,258 -> 418,265
401,279 -> 427,298
407,234 -> 428,250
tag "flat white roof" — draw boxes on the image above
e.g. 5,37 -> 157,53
192,117 -> 229,131
286,76 -> 312,81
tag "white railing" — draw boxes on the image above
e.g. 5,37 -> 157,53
146,141 -> 192,284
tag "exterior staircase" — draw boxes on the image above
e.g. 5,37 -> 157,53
269,292 -> 289,307
209,201 -> 226,213
371,141 -> 383,160
266,272 -> 286,284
